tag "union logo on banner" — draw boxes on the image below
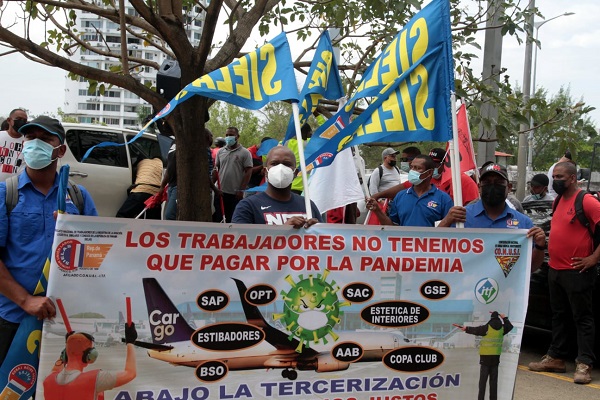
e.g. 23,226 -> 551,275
494,240 -> 521,277
54,239 -> 112,272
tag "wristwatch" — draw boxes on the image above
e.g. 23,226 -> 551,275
534,242 -> 547,251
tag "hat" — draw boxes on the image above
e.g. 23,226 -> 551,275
490,311 -> 500,319
18,116 -> 65,143
429,148 -> 446,163
382,148 -> 400,158
479,162 -> 508,181
529,173 -> 549,187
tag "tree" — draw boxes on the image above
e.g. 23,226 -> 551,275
477,85 -> 597,170
0,0 -> 543,221
206,102 -> 260,146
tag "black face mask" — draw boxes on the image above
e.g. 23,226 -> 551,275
12,119 -> 27,132
481,184 -> 506,207
552,180 -> 568,195
388,160 -> 397,167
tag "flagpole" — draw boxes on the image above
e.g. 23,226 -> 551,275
450,93 -> 464,228
291,102 -> 313,219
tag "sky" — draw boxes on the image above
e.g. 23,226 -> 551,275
0,0 -> 598,127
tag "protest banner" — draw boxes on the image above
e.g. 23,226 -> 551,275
38,215 -> 532,400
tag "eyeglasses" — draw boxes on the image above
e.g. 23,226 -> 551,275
400,157 -> 414,162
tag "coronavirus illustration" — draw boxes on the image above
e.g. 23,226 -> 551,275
273,270 -> 350,352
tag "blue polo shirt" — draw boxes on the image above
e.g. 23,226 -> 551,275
465,200 -> 533,230
389,184 -> 453,227
0,171 -> 98,323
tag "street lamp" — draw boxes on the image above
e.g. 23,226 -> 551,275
516,7 -> 574,200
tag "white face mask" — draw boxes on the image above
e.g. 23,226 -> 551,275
267,164 -> 295,189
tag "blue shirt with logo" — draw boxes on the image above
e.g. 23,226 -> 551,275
464,200 -> 533,230
389,185 -> 453,227
0,171 -> 98,323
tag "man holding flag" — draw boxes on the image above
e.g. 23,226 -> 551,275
0,116 -> 97,366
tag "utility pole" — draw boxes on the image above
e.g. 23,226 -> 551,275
515,0 -> 535,201
476,2 -> 505,166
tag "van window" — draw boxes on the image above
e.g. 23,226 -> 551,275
127,135 -> 163,164
66,129 -> 128,168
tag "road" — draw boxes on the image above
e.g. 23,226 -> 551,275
514,328 -> 600,399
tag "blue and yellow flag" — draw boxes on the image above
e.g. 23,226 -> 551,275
304,0 -> 454,170
0,165 -> 70,399
82,32 -> 298,161
283,31 -> 344,142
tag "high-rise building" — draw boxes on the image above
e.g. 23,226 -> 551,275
63,3 -> 204,129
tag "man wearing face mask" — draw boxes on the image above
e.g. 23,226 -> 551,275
528,161 -> 600,384
428,148 -> 479,206
522,173 -> 555,203
0,116 -> 98,366
367,148 -> 403,197
0,108 -> 27,182
232,146 -> 321,227
365,155 -> 453,227
370,146 -> 420,201
214,127 -> 253,223
438,162 -> 546,265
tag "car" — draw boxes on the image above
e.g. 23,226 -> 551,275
521,198 -> 600,358
58,123 -> 164,217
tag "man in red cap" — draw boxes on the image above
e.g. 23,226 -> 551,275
428,147 -> 479,206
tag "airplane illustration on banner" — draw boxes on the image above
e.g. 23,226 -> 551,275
137,277 -> 411,380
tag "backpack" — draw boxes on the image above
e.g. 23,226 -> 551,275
552,190 -> 600,249
5,175 -> 85,215
367,165 -> 401,189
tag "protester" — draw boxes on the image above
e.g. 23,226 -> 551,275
43,324 -> 137,398
163,128 -> 216,221
365,155 -> 452,227
523,173 -> 555,202
454,312 -> 513,400
528,161 -> 600,384
367,148 -> 402,196
370,145 -> 420,200
428,147 -> 479,206
286,123 -> 312,195
214,127 -> 252,222
232,146 -> 321,227
211,136 -> 226,164
247,137 -> 272,189
116,157 -> 163,219
547,151 -> 573,197
0,116 -> 98,366
438,162 -> 546,270
0,108 -> 27,182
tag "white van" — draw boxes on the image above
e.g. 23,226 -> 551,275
59,123 -> 163,217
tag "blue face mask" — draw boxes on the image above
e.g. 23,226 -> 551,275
432,167 -> 441,180
408,169 -> 425,185
23,139 -> 59,170
400,162 -> 411,173
224,136 -> 236,147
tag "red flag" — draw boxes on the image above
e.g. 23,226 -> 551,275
440,104 -> 477,185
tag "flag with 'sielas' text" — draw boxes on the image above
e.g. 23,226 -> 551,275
304,0 -> 454,170
82,32 -> 299,161
283,31 -> 345,143
0,165 -> 70,399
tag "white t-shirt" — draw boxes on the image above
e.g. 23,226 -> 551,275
0,130 -> 24,182
368,165 -> 402,195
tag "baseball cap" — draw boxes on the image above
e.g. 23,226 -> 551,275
18,115 -> 66,143
479,162 -> 508,181
429,148 -> 446,163
529,173 -> 549,187
382,148 -> 399,158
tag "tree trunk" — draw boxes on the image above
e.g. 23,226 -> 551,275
173,96 -> 212,221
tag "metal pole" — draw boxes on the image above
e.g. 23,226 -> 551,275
515,0 -> 535,201
527,12 -> 575,172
